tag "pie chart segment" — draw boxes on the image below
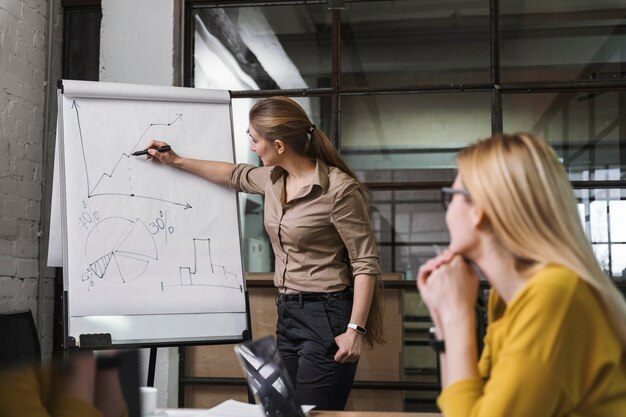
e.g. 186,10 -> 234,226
114,253 -> 150,282
85,217 -> 158,284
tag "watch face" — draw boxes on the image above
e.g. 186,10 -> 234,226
428,328 -> 445,353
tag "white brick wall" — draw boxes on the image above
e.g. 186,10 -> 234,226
0,0 -> 56,357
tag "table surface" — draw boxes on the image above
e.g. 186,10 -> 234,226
159,409 -> 441,417
309,412 -> 441,417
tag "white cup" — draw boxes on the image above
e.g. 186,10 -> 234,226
140,386 -> 158,415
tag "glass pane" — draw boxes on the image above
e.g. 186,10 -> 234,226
609,200 -> 626,242
341,0 -> 490,88
394,200 -> 447,245
370,201 -> 393,242
502,91 -> 626,176
358,168 -> 457,184
377,245 -> 393,272
404,291 -> 430,317
340,92 -> 492,170
192,5 -> 332,90
231,96 -> 332,272
404,343 -> 438,376
593,244 -> 610,276
589,200 -> 608,243
403,290 -> 439,413
575,189 -> 626,280
500,0 -> 626,82
369,188 -> 449,273
611,244 -> 626,280
395,245 -> 441,278
577,202 -> 588,237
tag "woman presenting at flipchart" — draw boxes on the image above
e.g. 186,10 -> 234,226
144,96 -> 384,410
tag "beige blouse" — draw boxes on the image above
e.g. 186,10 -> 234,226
229,159 -> 381,293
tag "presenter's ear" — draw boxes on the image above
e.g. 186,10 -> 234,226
274,139 -> 286,155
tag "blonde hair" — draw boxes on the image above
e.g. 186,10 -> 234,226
249,96 -> 383,346
457,132 -> 626,348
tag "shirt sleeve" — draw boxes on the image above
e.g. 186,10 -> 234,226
437,353 -> 567,417
330,181 -> 381,277
228,164 -> 272,195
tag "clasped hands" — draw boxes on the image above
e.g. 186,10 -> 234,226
416,250 -> 479,327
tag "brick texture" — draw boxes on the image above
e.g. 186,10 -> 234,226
0,0 -> 60,358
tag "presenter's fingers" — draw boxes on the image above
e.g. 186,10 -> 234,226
334,333 -> 361,363
144,140 -> 168,160
334,348 -> 357,363
148,147 -> 176,165
146,139 -> 167,148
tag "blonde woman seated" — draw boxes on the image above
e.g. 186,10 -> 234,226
417,133 -> 626,416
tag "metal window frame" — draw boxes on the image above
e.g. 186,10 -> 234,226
180,0 -> 626,408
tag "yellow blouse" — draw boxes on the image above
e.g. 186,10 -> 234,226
438,266 -> 626,417
0,365 -> 102,417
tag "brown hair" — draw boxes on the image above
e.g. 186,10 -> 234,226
249,97 -> 368,198
364,282 -> 385,347
249,96 -> 384,346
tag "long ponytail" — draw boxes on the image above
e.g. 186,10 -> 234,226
249,97 -> 369,201
249,97 -> 384,345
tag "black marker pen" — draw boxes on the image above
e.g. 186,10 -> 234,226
132,145 -> 171,156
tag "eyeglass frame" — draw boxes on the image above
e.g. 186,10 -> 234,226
441,187 -> 471,210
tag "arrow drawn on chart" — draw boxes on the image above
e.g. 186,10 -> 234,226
71,100 -> 192,209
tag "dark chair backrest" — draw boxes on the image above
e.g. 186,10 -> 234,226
0,309 -> 41,371
115,349 -> 141,417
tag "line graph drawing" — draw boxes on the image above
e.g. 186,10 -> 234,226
71,100 -> 192,209
83,216 -> 158,285
59,82 -> 246,324
161,238 -> 243,293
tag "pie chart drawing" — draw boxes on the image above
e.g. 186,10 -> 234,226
85,217 -> 158,283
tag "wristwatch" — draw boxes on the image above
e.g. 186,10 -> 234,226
347,322 -> 367,335
428,326 -> 446,353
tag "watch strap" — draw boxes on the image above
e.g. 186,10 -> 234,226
428,326 -> 446,353
347,322 -> 367,335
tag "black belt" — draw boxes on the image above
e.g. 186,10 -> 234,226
276,290 -> 353,304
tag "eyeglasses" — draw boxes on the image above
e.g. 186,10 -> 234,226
441,187 -> 471,210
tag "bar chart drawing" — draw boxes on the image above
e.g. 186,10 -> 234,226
162,238 -> 243,293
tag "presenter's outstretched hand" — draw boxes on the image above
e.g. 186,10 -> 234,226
334,329 -> 363,363
144,140 -> 180,166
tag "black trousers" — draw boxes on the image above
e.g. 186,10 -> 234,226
276,294 -> 358,411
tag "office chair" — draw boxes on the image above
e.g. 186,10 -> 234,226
0,309 -> 41,371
